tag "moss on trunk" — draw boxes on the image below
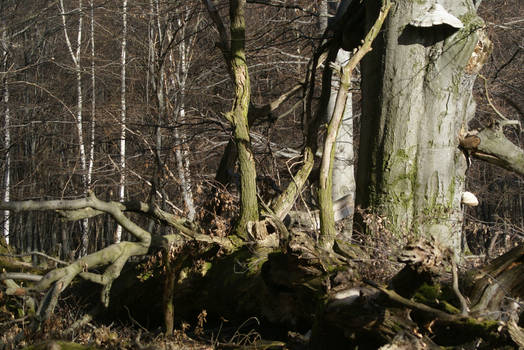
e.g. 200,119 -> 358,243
358,0 -> 485,250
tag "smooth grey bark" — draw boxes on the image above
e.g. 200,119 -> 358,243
327,49 -> 355,240
358,0 -> 486,252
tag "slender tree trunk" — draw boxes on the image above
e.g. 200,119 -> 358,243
229,0 -> 258,237
116,0 -> 128,243
75,1 -> 88,255
88,0 -> 96,188
174,106 -> 196,221
358,0 -> 487,253
317,2 -> 356,240
1,49 -> 10,246
59,0 -> 89,256
317,2 -> 390,250
319,0 -> 328,33
173,15 -> 196,222
326,49 -> 355,242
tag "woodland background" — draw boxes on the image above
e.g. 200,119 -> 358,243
0,0 -> 523,348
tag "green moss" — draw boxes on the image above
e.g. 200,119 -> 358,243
411,282 -> 467,316
459,12 -> 484,31
228,234 -> 245,249
200,262 -> 213,276
23,341 -> 99,350
440,300 -> 460,314
413,283 -> 441,304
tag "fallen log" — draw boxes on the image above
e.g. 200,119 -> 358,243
310,241 -> 524,349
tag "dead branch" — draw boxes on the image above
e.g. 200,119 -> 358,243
0,190 -> 238,321
0,251 -> 68,266
364,279 -> 464,322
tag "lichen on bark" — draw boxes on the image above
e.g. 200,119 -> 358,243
358,0 -> 485,251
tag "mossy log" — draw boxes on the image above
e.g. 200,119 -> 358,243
4,231 -> 523,349
310,243 -> 524,349
101,230 -> 358,336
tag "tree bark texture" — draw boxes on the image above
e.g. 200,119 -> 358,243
1,33 -> 10,245
229,0 -> 259,237
116,0 -> 128,243
358,0 -> 486,251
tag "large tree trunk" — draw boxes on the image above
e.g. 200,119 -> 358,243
357,0 -> 489,252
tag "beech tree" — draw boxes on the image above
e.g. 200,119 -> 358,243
0,0 -> 523,348
357,0 -> 522,254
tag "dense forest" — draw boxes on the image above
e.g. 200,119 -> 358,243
0,0 -> 523,349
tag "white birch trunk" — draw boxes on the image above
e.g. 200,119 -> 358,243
115,0 -> 128,243
1,24 -> 10,245
146,0 -> 153,114
174,106 -> 196,221
173,16 -> 196,221
2,62 -> 10,245
88,0 -> 95,187
153,0 -> 164,181
59,0 -> 89,256
319,0 -> 329,32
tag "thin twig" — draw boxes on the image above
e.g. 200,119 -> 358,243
451,259 -> 470,316
0,251 -> 68,266
478,74 -> 508,121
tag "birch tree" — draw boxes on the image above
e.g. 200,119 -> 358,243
169,11 -> 198,221
1,26 -> 10,246
115,0 -> 128,243
59,0 -> 89,256
87,0 -> 96,189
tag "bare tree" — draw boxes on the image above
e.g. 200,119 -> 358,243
1,22 -> 10,245
59,0 -> 89,256
87,0 -> 96,190
116,0 -> 128,243
169,10 -> 198,221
